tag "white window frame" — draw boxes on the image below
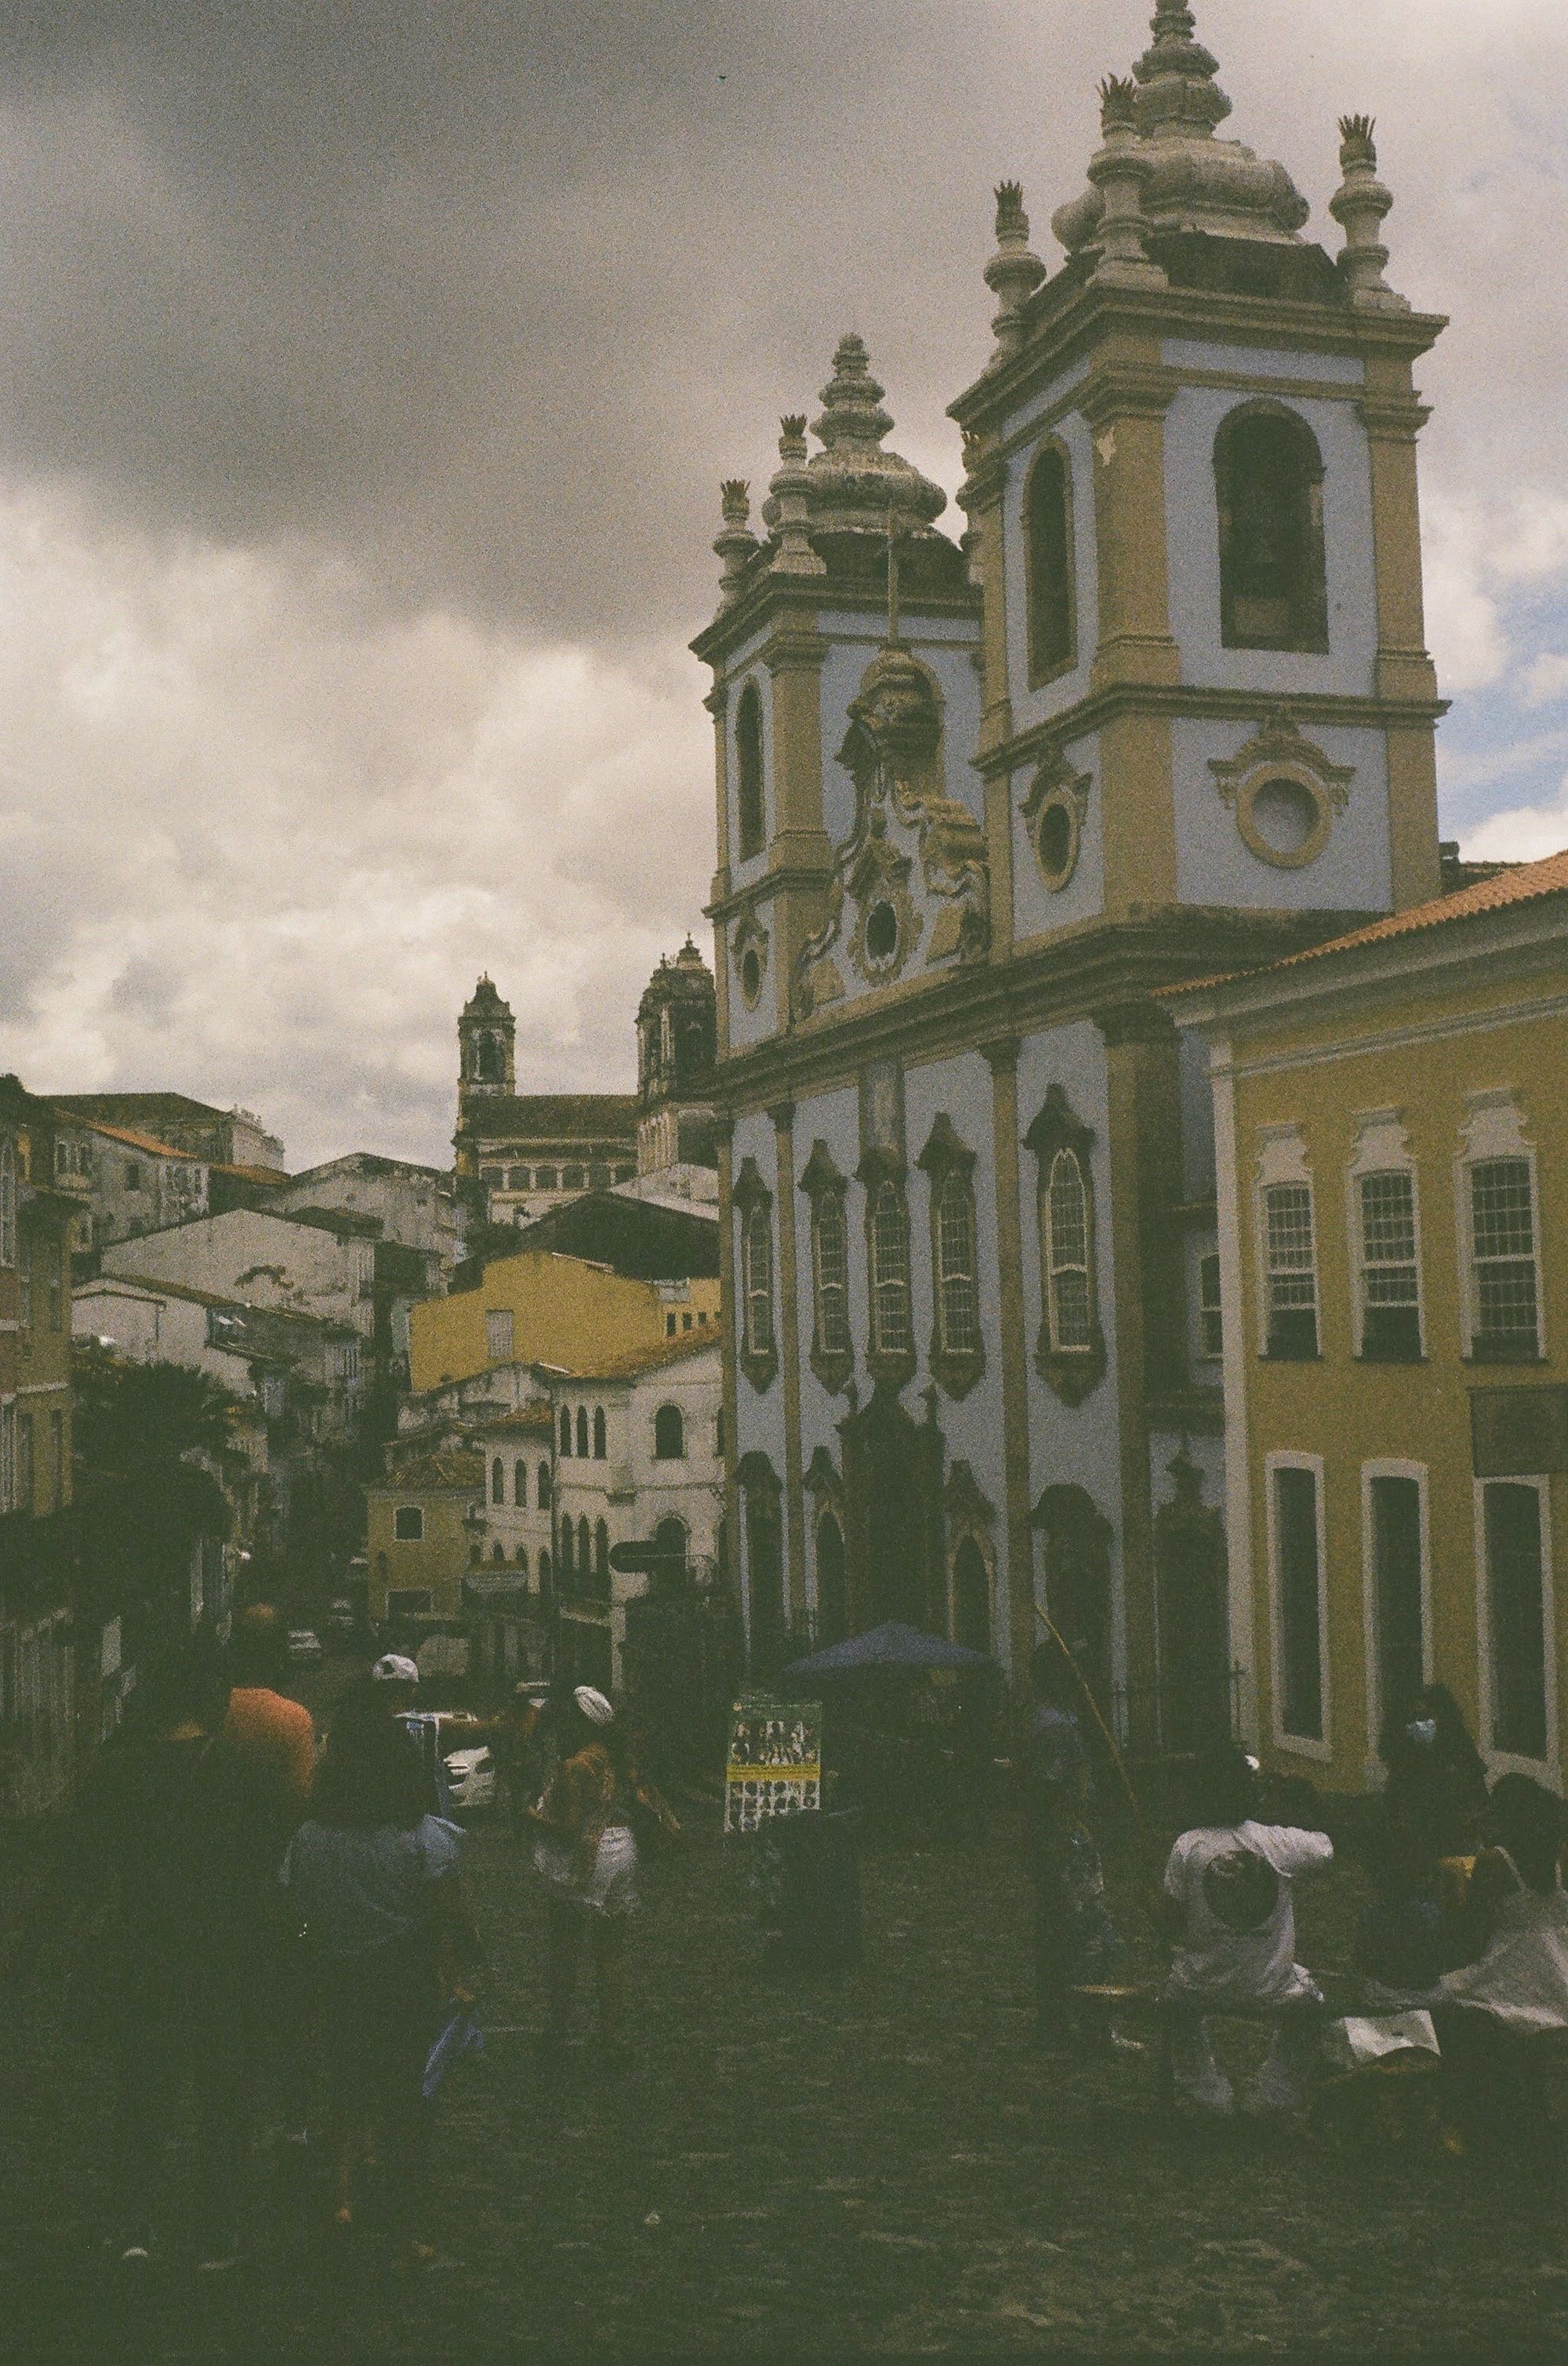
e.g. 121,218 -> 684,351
742,1202 -> 775,1359
1195,1244 -> 1223,1363
1346,1108 -> 1425,1361
1044,1149 -> 1092,1354
933,1170 -> 979,1358
1264,1448 -> 1331,1761
811,1188 -> 851,1359
1359,1459 -> 1432,1778
1253,1123 -> 1319,1359
1474,1473 -> 1558,1779
1456,1089 -> 1546,1363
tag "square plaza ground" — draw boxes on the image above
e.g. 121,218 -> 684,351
2,1789 -> 1566,2361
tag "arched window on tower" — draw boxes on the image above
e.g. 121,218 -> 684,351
743,1202 -> 775,1359
537,1461 -> 551,1509
653,1404 -> 685,1460
559,1406 -> 572,1456
593,1407 -> 607,1459
513,1459 -> 527,1507
578,1514 -> 591,1576
1214,404 -> 1328,652
491,1457 -> 504,1506
868,1179 -> 912,1360
934,1172 -> 980,1360
1046,1150 -> 1093,1354
735,680 -> 765,861
575,1405 -> 589,1459
1025,442 -> 1075,683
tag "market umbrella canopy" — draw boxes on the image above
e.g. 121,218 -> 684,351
781,1622 -> 994,1680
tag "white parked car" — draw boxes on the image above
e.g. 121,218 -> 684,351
287,1628 -> 325,1663
443,1744 -> 497,1814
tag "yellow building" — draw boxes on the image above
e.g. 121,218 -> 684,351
365,1451 -> 485,1626
408,1247 -> 720,1397
1169,850 -> 1568,1794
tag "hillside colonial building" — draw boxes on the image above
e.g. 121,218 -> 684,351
452,976 -> 637,1230
1168,851 -> 1568,1794
699,3 -> 1447,1725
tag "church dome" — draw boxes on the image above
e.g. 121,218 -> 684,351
760,335 -> 948,541
1052,4 -> 1310,258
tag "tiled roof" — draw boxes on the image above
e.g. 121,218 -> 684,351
67,1116 -> 200,1161
462,1094 -> 637,1143
211,1162 -> 291,1187
373,1452 -> 485,1491
468,1403 -> 555,1437
78,1271 -> 355,1332
554,1324 -> 722,1383
1167,845 -> 1568,1000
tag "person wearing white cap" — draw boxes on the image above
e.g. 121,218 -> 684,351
369,1653 -> 452,1819
528,1685 -> 680,2063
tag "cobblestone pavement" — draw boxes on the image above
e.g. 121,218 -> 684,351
3,1793 -> 1567,2360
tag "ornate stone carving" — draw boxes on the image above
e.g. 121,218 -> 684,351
1209,708 -> 1353,871
793,643 -> 989,1015
1021,736 -> 1093,894
731,908 -> 771,1009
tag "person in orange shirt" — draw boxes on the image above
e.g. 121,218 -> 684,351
223,1605 -> 317,1811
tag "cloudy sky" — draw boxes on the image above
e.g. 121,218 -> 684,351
1,0 -> 1566,1168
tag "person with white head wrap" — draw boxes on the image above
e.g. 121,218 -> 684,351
526,1683 -> 681,2063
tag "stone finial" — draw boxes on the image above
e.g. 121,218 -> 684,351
713,479 -> 759,608
1086,75 -> 1167,289
811,333 -> 894,453
767,413 -> 827,577
1132,1 -> 1230,136
1330,112 -> 1407,311
982,179 -> 1047,364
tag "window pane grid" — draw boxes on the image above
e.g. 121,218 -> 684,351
1471,1158 -> 1539,1350
1264,1181 -> 1318,1355
935,1178 -> 978,1357
1046,1151 -> 1091,1351
745,1205 -> 774,1356
813,1195 -> 850,1357
870,1185 -> 911,1356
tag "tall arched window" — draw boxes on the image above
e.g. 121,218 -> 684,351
1215,405 -> 1327,652
816,1512 -> 848,1647
653,1404 -> 685,1460
514,1459 -> 527,1507
575,1405 -> 589,1459
1025,442 -> 1075,683
594,1519 -> 609,1579
1046,1150 -> 1092,1352
578,1514 -> 591,1574
654,1515 -> 688,1572
869,1180 -> 911,1358
537,1461 -> 551,1508
491,1456 -> 505,1506
559,1519 -> 573,1574
812,1190 -> 850,1359
0,1139 -> 13,1268
559,1407 -> 572,1456
492,1539 -> 506,1565
934,1172 -> 979,1358
516,1547 -> 529,1577
592,1406 -> 607,1459
735,679 -> 765,861
744,1202 -> 774,1358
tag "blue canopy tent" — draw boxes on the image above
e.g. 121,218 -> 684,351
780,1621 -> 994,1682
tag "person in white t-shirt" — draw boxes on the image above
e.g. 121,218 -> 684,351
1158,1747 -> 1334,2115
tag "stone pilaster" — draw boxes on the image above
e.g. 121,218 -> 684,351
769,1100 -> 808,1634
984,1038 -> 1035,1681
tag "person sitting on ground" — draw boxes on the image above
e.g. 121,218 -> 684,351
1157,1745 -> 1333,2117
1430,1773 -> 1568,2164
279,1681 -> 478,2263
1025,1640 -> 1125,2055
528,1685 -> 680,2066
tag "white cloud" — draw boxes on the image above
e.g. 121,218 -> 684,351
1461,779 -> 1568,865
0,478 -> 710,1165
1523,653 -> 1568,707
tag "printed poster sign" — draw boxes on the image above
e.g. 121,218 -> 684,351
724,1695 -> 822,1832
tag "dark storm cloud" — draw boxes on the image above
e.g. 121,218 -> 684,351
0,0 -> 1100,637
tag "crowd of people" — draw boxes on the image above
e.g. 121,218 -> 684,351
51,1610 -> 1568,2271
68,1606 -> 676,2273
1025,1641 -> 1568,2153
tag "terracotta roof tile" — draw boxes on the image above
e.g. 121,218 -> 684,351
553,1323 -> 722,1383
373,1452 -> 485,1491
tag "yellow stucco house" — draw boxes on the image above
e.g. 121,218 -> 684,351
1169,849 -> 1568,1794
407,1248 -> 720,1397
365,1450 -> 485,1626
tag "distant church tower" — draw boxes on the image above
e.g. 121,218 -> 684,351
636,939 -> 718,1182
457,977 -> 516,1114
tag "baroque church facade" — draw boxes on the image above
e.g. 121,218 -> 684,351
697,3 -> 1446,1739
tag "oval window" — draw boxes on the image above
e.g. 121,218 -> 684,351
864,900 -> 898,964
1248,776 -> 1320,860
1036,799 -> 1076,887
740,947 -> 763,1004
